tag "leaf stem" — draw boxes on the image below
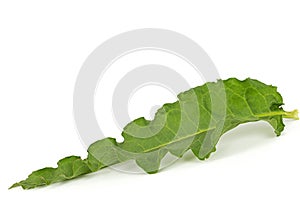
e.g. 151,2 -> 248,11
255,109 -> 299,120
283,109 -> 299,120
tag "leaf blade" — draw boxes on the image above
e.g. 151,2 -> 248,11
11,78 -> 298,189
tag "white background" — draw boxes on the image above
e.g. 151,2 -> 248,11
1,0 -> 300,199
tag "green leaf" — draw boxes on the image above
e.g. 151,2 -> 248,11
10,78 -> 298,189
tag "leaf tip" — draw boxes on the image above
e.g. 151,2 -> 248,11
9,183 -> 20,190
146,170 -> 159,174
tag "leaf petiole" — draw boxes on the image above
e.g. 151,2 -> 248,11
283,109 -> 299,120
